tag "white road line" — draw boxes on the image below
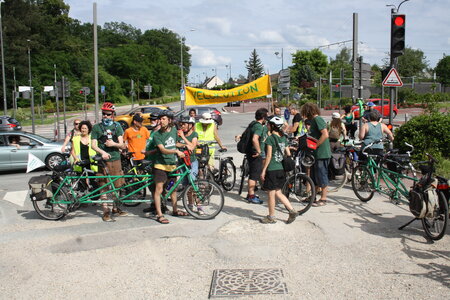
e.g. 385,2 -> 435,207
3,190 -> 29,207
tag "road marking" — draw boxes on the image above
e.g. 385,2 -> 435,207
4,190 -> 29,207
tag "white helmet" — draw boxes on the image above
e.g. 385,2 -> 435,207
268,116 -> 284,130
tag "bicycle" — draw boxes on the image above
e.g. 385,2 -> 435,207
120,151 -> 151,207
29,156 -> 225,221
351,139 -> 448,240
238,154 -> 249,195
327,139 -> 361,193
281,138 -> 316,215
196,141 -> 236,192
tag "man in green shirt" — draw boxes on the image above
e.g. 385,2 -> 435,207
300,102 -> 331,206
151,111 -> 187,224
91,102 -> 127,222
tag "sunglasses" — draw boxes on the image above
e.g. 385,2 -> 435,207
102,112 -> 113,116
74,123 -> 80,126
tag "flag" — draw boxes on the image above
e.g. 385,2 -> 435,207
26,153 -> 46,173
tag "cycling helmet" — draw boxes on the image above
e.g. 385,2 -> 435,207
178,116 -> 191,124
101,102 -> 116,112
150,112 -> 159,120
268,116 -> 284,130
158,110 -> 173,119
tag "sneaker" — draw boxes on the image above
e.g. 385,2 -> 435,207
260,215 -> 276,224
112,208 -> 128,217
197,206 -> 205,215
102,212 -> 115,222
286,210 -> 298,224
247,195 -> 263,204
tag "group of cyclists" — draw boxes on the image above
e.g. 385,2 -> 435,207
58,99 -> 393,225
62,102 -> 225,223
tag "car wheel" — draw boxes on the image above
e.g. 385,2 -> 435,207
45,153 -> 65,170
118,120 -> 129,131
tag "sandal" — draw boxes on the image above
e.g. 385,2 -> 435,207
312,200 -> 326,207
156,215 -> 169,224
286,210 -> 298,224
172,210 -> 189,217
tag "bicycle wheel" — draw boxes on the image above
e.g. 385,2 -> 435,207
351,165 -> 375,202
221,160 -> 236,191
238,157 -> 249,195
328,170 -> 349,193
32,182 -> 69,220
282,174 -> 316,215
182,179 -> 224,220
421,190 -> 448,240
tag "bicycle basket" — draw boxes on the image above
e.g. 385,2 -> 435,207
28,175 -> 53,201
196,144 -> 210,164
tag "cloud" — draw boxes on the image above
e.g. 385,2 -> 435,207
189,44 -> 230,67
285,25 -> 330,48
201,18 -> 232,36
248,30 -> 286,44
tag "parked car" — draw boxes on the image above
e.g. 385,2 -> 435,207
0,131 -> 66,171
0,115 -> 22,131
174,106 -> 223,126
225,101 -> 241,107
114,105 -> 172,130
351,99 -> 399,119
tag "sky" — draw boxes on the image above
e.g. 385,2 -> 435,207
65,0 -> 450,84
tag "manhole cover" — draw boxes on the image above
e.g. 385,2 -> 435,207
209,268 -> 288,298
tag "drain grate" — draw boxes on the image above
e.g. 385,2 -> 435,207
209,268 -> 288,298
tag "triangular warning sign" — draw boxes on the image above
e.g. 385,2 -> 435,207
382,68 -> 403,87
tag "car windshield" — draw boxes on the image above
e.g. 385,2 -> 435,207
22,132 -> 53,143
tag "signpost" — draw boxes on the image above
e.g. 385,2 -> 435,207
278,68 -> 290,101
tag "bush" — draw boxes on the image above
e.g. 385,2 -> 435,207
15,107 -> 27,122
394,113 -> 450,161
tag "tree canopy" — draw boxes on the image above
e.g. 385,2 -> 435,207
245,49 -> 264,81
0,0 -> 191,111
435,55 -> 450,85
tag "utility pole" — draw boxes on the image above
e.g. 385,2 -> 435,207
93,2 -> 99,123
62,76 -> 67,136
0,2 -> 6,115
27,40 -> 35,134
54,64 -> 60,140
351,12 -> 358,103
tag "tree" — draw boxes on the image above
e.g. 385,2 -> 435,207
291,49 -> 328,89
245,49 -> 264,81
397,47 -> 429,77
329,47 -> 352,83
435,54 -> 450,85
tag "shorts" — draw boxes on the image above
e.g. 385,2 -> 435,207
153,168 -> 172,184
97,159 -> 124,188
248,155 -> 263,181
263,170 -> 285,191
311,158 -> 329,188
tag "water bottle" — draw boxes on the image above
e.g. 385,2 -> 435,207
106,129 -> 113,140
165,179 -> 175,191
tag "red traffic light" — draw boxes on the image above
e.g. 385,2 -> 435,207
387,123 -> 393,131
394,15 -> 405,26
79,89 -> 84,95
335,84 -> 339,88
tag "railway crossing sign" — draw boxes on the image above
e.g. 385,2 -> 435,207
382,68 -> 403,87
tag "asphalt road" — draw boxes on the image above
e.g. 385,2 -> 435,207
0,108 -> 449,299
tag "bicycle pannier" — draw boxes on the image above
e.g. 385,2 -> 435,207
330,153 -> 346,176
282,156 -> 295,172
28,175 -> 53,201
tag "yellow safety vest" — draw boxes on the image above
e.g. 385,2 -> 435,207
71,135 -> 98,172
195,123 -> 216,165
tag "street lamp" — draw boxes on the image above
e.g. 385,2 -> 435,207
27,39 -> 35,133
0,1 -> 7,115
212,67 -> 217,86
225,64 -> 232,83
180,28 -> 195,110
274,48 -> 284,71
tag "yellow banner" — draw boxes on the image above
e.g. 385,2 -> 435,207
185,75 -> 272,106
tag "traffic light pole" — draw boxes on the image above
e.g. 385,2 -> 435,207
389,8 -> 396,126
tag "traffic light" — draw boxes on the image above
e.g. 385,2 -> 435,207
391,14 -> 405,58
387,123 -> 393,131
79,89 -> 84,95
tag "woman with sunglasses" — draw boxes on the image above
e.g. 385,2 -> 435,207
61,118 -> 82,153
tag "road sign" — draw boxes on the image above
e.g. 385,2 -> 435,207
279,69 -> 290,77
144,85 -> 152,93
82,87 -> 91,95
101,85 -> 106,94
281,89 -> 290,95
278,82 -> 290,89
382,68 -> 403,87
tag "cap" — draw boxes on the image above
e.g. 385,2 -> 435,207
132,114 -> 144,122
332,112 -> 341,119
367,102 -> 375,107
199,112 -> 214,124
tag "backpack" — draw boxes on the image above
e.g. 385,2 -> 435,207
329,153 -> 346,176
237,121 -> 257,154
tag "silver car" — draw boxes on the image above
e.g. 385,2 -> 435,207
0,115 -> 22,131
0,131 -> 66,171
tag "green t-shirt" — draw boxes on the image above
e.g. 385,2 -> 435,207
251,122 -> 268,155
177,131 -> 198,162
91,121 -> 124,162
309,116 -> 331,160
265,133 -> 287,171
145,131 -> 157,162
153,126 -> 178,169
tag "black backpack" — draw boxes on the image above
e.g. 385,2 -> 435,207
237,121 -> 257,154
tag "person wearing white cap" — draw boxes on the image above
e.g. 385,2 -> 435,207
328,112 -> 347,150
195,112 -> 226,166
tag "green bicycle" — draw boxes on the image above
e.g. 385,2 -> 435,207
351,139 -> 448,240
29,156 -> 225,221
